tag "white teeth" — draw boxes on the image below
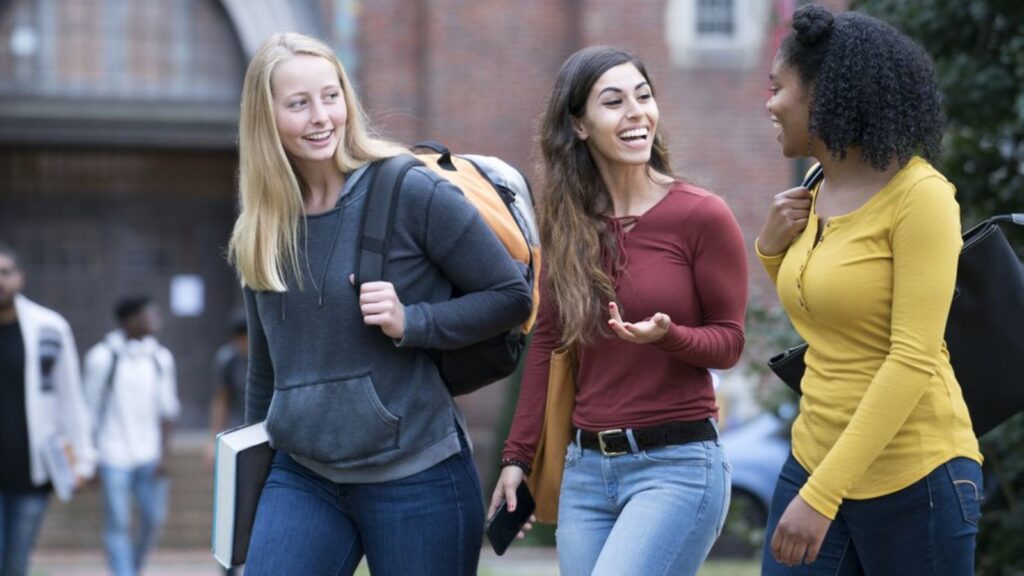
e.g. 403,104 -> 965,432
305,130 -> 332,141
618,128 -> 649,140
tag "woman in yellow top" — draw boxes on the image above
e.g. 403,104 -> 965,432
758,5 -> 983,574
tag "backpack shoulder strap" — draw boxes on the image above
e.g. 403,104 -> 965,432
151,351 -> 163,377
356,154 -> 423,284
95,345 -> 120,438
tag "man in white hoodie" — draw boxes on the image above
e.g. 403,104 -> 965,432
0,243 -> 95,576
83,296 -> 179,576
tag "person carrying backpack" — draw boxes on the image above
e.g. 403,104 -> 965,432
82,295 -> 179,576
227,33 -> 531,575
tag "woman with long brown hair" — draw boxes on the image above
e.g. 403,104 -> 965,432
492,46 -> 748,575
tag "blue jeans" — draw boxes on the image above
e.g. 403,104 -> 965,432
556,432 -> 732,576
762,454 -> 983,575
244,436 -> 484,576
99,463 -> 169,576
0,489 -> 50,576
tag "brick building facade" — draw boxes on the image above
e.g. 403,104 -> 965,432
1,0 -> 847,549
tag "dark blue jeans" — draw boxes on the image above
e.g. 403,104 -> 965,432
244,437 -> 484,576
0,489 -> 50,576
762,454 -> 983,575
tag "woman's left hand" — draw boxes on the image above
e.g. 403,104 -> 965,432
607,302 -> 671,344
351,274 -> 406,339
771,495 -> 831,566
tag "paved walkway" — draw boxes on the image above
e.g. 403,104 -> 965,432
30,546 -> 561,576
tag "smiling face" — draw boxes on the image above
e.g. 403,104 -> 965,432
767,56 -> 813,159
271,54 -> 348,168
574,63 -> 659,173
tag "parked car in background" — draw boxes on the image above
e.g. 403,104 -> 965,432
712,407 -> 793,558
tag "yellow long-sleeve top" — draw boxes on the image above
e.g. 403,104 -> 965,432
757,157 -> 981,520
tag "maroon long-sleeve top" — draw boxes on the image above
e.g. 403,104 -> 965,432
503,182 -> 748,464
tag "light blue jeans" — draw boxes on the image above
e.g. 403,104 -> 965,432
0,489 -> 50,576
556,431 -> 732,576
99,463 -> 169,576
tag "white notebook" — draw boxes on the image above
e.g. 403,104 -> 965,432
211,421 -> 274,569
41,435 -> 76,502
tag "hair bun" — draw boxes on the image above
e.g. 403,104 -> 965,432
792,4 -> 834,46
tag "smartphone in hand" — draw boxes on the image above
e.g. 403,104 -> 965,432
485,481 -> 536,556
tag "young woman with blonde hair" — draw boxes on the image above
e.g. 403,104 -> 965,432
229,32 -> 531,575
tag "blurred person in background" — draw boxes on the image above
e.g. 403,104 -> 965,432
83,296 -> 179,576
0,242 -> 95,576
205,312 -> 248,465
204,313 -> 247,576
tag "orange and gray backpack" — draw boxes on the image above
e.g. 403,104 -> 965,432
355,141 -> 541,396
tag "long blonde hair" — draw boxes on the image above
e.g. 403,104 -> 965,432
228,33 -> 406,291
539,46 -> 673,346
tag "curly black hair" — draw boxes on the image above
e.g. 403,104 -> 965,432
778,4 -> 944,171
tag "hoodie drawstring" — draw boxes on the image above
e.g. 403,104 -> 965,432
317,206 -> 346,308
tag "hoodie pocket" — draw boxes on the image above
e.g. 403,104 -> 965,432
266,372 -> 400,465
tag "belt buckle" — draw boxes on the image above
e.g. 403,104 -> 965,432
597,429 -> 627,457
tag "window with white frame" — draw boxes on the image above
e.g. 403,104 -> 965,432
696,0 -> 735,36
665,0 -> 770,69
0,0 -> 243,100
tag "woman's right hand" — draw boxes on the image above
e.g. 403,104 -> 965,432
487,466 -> 535,537
757,186 -> 813,256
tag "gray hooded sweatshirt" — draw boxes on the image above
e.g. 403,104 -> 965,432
244,164 -> 532,483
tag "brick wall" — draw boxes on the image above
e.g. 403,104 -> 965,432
353,0 -> 839,483
358,0 -> 578,173
356,0 -> 816,304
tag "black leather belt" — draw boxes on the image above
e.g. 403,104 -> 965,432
577,419 -> 717,456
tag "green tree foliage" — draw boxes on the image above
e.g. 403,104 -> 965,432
853,1 -> 1024,224
853,2 -> 1024,573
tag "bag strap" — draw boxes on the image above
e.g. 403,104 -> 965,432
355,154 -> 423,285
800,168 -> 1024,231
413,140 -> 456,171
94,346 -> 120,438
802,163 -> 824,189
94,345 -> 164,439
991,214 -> 1024,226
